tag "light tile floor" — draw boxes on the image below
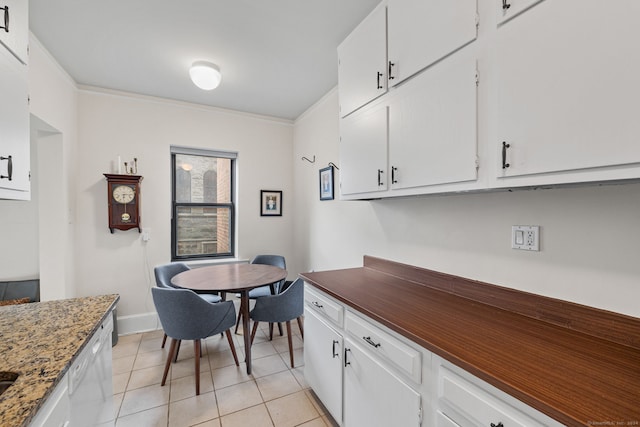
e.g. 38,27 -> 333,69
111,310 -> 338,427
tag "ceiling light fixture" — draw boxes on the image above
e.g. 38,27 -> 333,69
189,61 -> 222,91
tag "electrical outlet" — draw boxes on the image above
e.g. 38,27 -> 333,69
142,228 -> 151,242
511,225 -> 539,251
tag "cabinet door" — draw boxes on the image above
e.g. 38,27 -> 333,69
387,0 -> 477,86
338,3 -> 387,118
438,366 -> 549,427
496,0 -> 545,26
28,374 -> 71,427
0,0 -> 29,64
343,338 -> 421,427
339,102 -> 388,196
436,411 -> 461,427
496,0 -> 640,179
389,54 -> 477,190
304,308 -> 343,424
0,44 -> 29,195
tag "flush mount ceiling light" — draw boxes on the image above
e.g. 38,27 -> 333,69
189,61 -> 222,90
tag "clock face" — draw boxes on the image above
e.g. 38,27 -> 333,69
113,185 -> 135,204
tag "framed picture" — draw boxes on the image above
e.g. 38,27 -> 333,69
319,166 -> 334,201
260,190 -> 282,216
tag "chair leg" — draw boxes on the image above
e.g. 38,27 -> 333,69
225,330 -> 240,366
268,323 -> 274,341
297,317 -> 304,340
286,321 -> 294,368
161,333 -> 167,348
250,321 -> 260,345
162,338 -> 178,386
174,339 -> 182,363
235,299 -> 244,334
278,322 -> 283,337
194,340 -> 201,395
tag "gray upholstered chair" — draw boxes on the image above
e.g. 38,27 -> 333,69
235,255 -> 286,334
154,262 -> 224,349
154,262 -> 223,303
249,277 -> 304,368
151,287 -> 239,395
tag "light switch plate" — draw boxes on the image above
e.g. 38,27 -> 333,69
511,225 -> 539,251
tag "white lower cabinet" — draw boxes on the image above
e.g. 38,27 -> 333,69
436,358 -> 563,427
343,337 -> 421,427
303,308 -> 343,423
305,284 -> 566,427
28,373 -> 70,427
436,411 -> 462,427
304,284 -> 424,426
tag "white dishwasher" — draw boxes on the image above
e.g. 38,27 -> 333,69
68,312 -> 114,426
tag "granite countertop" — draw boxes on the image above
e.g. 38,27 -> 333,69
0,294 -> 119,427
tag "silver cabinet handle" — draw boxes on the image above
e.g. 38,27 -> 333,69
332,340 -> 339,358
312,301 -> 323,309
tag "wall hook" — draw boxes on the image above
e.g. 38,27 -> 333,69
328,162 -> 340,170
302,155 -> 316,164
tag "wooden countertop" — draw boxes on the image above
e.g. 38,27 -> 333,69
300,257 -> 640,427
0,294 -> 119,427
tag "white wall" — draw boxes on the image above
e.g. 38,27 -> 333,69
74,89 -> 294,331
293,89 -> 640,319
0,35 -> 78,300
29,35 -> 79,301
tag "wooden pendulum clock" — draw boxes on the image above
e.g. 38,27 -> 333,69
104,174 -> 143,233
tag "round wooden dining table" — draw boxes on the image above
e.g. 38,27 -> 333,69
171,263 -> 287,375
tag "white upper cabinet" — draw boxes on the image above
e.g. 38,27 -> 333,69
388,54 -> 477,190
0,43 -> 29,197
496,0 -> 545,26
495,0 -> 640,181
0,0 -> 28,64
387,0 -> 477,86
340,101 -> 388,196
338,3 -> 387,118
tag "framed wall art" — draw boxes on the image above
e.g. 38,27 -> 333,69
260,190 -> 282,216
319,166 -> 334,201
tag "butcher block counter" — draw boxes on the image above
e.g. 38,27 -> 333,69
0,294 -> 119,426
300,256 -> 640,427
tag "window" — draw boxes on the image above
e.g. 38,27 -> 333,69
171,146 -> 236,260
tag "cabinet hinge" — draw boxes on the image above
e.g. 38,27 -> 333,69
475,70 -> 479,87
418,404 -> 423,425
475,155 -> 480,170
475,12 -> 480,29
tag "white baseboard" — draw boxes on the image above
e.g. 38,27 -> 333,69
116,311 -> 162,336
